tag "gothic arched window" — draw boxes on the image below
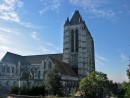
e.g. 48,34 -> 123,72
38,71 -> 40,79
12,66 -> 14,73
44,62 -> 46,69
75,29 -> 78,52
71,30 -> 74,52
49,61 -> 52,69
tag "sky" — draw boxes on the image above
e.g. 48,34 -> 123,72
0,0 -> 130,83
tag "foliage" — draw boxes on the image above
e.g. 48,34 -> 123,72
127,64 -> 130,80
10,85 -> 46,96
70,87 -> 77,98
28,85 -> 46,96
46,68 -> 63,96
53,95 -> 58,98
116,88 -> 126,98
117,64 -> 130,98
108,81 -> 118,96
79,71 -> 110,98
10,86 -> 19,94
122,82 -> 130,98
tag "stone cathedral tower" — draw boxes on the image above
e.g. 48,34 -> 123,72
63,10 -> 95,79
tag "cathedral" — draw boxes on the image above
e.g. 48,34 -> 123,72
0,10 -> 95,96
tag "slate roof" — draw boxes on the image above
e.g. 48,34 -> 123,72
70,10 -> 84,24
24,53 -> 63,64
50,56 -> 77,77
1,52 -> 63,65
64,10 -> 84,26
1,52 -> 30,65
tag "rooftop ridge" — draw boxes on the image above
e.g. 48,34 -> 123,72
6,51 -> 23,57
23,53 -> 63,57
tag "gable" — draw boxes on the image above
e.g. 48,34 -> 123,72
50,57 -> 77,77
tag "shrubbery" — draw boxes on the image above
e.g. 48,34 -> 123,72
10,68 -> 63,96
10,85 -> 46,96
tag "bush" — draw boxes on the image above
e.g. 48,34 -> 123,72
10,86 -> 19,94
28,85 -> 46,96
10,85 -> 46,96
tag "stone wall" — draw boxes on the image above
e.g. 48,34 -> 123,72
7,94 -> 81,98
7,94 -> 42,98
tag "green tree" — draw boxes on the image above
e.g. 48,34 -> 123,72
46,68 -> 63,96
79,71 -> 110,98
28,85 -> 46,96
116,63 -> 130,98
108,81 -> 118,97
127,64 -> 130,80
70,87 -> 77,98
122,82 -> 130,98
10,86 -> 19,94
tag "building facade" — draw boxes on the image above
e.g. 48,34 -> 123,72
0,10 -> 95,96
63,10 -> 95,79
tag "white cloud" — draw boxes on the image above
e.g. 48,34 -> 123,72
46,42 -> 54,47
120,53 -> 128,62
0,52 -> 5,60
30,32 -> 38,40
39,0 -> 61,14
95,59 -> 104,66
0,0 -> 20,22
17,1 -> 24,8
0,30 -> 39,60
69,0 -> 116,20
0,46 -> 9,51
38,45 -> 57,54
0,0 -> 40,29
0,27 -> 59,60
95,54 -> 107,66
0,45 -> 10,60
96,54 -> 107,61
0,27 -> 20,35
20,22 -> 41,29
39,46 -> 50,53
45,42 -> 62,52
0,12 -> 20,22
0,27 -> 24,48
0,35 -> 7,42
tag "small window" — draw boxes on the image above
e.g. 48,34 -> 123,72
13,81 -> 16,86
16,68 -> 18,74
44,62 -> 46,69
6,81 -> 9,86
32,71 -> 34,79
2,66 -> 5,73
43,71 -> 46,79
12,66 -> 14,73
7,66 -> 10,73
38,71 -> 40,79
49,61 -> 52,69
75,29 -> 78,52
71,30 -> 74,52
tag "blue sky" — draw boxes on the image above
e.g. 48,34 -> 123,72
0,0 -> 130,82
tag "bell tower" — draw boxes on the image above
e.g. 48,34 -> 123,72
63,10 -> 95,79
